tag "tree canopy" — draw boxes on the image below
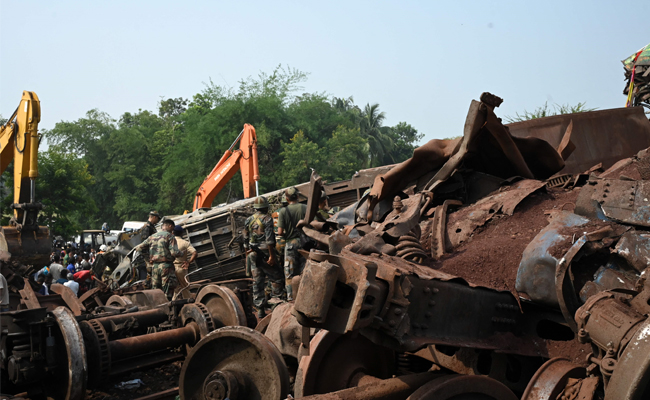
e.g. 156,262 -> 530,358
17,66 -> 422,238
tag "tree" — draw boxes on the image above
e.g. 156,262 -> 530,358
35,67 -> 421,227
105,110 -> 166,221
359,103 -> 393,167
44,110 -> 117,229
387,122 -> 423,163
322,126 -> 368,182
280,131 -> 323,186
35,146 -> 96,238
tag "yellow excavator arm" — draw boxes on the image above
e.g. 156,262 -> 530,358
1,91 -> 41,218
0,91 -> 50,266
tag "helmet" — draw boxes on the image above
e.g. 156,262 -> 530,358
253,196 -> 269,209
320,190 -> 329,202
285,187 -> 298,200
99,245 -> 107,252
281,193 -> 288,206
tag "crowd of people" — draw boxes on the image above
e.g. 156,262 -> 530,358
34,244 -> 109,298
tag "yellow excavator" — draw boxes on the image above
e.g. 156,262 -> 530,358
0,91 -> 51,266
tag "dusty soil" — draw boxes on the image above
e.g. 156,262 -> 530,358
86,361 -> 181,400
429,187 -> 581,293
546,339 -> 592,366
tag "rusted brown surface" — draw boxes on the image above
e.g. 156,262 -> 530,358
295,330 -> 397,397
367,95 -> 566,213
507,106 -> 650,175
179,326 -> 289,400
521,358 -> 585,400
91,308 -> 169,331
109,325 -> 198,361
299,372 -> 439,400
407,374 -> 518,400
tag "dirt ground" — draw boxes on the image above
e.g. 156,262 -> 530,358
86,361 -> 181,400
431,187 -> 581,293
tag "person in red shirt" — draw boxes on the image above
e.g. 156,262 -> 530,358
73,270 -> 93,295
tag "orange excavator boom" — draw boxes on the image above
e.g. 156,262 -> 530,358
193,123 -> 259,211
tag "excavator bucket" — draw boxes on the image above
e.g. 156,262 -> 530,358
0,226 -> 51,267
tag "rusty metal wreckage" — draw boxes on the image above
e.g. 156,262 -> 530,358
3,93 -> 650,400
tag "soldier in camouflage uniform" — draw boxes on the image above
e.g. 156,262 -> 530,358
134,218 -> 181,300
141,211 -> 161,287
244,196 -> 284,318
315,191 -> 330,223
269,194 -> 289,302
272,194 -> 288,274
277,187 -> 307,301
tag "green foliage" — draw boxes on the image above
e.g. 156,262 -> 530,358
279,126 -> 368,185
322,126 -> 368,181
504,102 -> 597,123
36,146 -> 96,238
280,131 -> 323,186
388,122 -> 423,163
34,66 -> 423,238
359,103 -> 393,167
44,110 -> 117,228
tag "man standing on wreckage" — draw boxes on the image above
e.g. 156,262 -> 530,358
133,218 -> 182,300
277,186 -> 307,301
244,196 -> 284,318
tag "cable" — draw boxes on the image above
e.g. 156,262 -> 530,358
14,124 -> 26,154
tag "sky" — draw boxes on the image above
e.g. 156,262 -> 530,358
1,1 -> 648,144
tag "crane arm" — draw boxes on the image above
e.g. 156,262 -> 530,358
0,91 -> 41,225
0,91 -> 50,268
193,123 -> 260,210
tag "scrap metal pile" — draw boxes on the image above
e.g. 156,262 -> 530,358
3,93 -> 650,400
179,93 -> 650,400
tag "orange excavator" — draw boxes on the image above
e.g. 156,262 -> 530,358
193,123 -> 260,211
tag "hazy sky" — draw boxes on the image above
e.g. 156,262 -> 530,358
1,1 -> 648,144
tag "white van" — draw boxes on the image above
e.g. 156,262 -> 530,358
121,221 -> 146,233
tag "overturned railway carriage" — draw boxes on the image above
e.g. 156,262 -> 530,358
172,166 -> 393,283
179,96 -> 650,400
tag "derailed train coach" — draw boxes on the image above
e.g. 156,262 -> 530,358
178,95 -> 650,400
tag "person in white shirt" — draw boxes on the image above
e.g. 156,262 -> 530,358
63,273 -> 79,296
49,254 -> 66,280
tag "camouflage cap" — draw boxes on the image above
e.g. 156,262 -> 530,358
285,187 -> 298,200
281,193 -> 288,206
149,210 -> 161,218
253,196 -> 269,209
